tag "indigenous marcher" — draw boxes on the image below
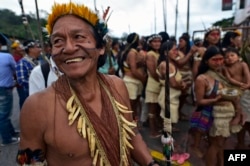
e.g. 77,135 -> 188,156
190,46 -> 242,166
157,41 -> 187,131
223,47 -> 250,149
145,34 -> 162,138
0,41 -> 20,146
176,34 -> 197,120
120,33 -> 147,122
15,40 -> 41,109
98,37 -> 118,75
221,30 -> 242,51
192,26 -> 222,78
16,2 -> 159,166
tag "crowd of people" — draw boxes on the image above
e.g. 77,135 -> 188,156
0,1 -> 250,166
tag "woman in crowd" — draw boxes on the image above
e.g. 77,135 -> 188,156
221,30 -> 242,51
192,27 -> 222,78
191,46 -> 241,166
120,32 -> 147,121
176,34 -> 196,119
145,34 -> 162,137
157,40 -> 187,131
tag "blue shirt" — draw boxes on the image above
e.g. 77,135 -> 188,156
0,52 -> 16,87
15,55 -> 38,91
98,54 -> 118,74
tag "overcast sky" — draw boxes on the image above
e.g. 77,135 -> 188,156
1,0 -> 235,39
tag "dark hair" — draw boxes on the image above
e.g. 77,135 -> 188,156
196,46 -> 223,77
111,39 -> 119,48
158,31 -> 170,43
221,31 -> 240,48
223,47 -> 240,57
179,34 -> 191,54
158,40 -> 175,65
119,32 -> 139,74
169,36 -> 177,44
23,39 -> 36,54
193,38 -> 202,46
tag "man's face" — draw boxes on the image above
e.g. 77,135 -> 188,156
50,15 -> 104,79
15,46 -> 25,55
29,44 -> 42,58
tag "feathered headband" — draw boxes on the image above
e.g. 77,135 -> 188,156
46,2 -> 110,39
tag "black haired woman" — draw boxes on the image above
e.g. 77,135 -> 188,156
191,46 -> 241,166
145,34 -> 163,137
120,32 -> 147,123
157,40 -> 187,132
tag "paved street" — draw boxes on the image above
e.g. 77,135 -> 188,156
0,88 -> 20,166
0,88 -> 249,166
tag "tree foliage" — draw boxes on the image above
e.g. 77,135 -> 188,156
212,16 -> 234,28
0,9 -> 47,40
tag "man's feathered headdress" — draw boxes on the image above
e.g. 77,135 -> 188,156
46,2 -> 111,39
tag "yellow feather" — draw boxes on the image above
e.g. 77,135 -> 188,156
46,2 -> 98,35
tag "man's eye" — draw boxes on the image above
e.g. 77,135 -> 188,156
53,38 -> 62,44
75,35 -> 85,39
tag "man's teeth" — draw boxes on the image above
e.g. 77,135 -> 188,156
65,58 -> 83,64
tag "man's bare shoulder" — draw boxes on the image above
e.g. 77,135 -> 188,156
21,86 -> 55,117
104,74 -> 125,88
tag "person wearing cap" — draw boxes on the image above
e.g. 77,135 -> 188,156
0,41 -> 20,146
15,40 -> 41,109
11,40 -> 25,63
16,2 -> 159,166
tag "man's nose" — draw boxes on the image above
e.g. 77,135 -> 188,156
63,39 -> 77,54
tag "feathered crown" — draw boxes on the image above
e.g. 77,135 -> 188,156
46,2 -> 110,39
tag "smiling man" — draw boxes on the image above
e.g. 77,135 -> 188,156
16,2 -> 158,166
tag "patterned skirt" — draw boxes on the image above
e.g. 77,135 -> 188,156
190,106 -> 213,133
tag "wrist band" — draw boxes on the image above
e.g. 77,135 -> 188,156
147,160 -> 158,166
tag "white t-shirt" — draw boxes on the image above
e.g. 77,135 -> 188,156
29,58 -> 60,95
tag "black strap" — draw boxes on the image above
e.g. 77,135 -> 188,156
41,62 -> 50,88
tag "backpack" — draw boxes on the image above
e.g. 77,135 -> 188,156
41,62 -> 50,88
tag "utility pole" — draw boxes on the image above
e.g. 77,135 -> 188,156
34,0 -> 46,59
154,0 -> 157,33
187,0 -> 190,34
174,0 -> 178,37
162,0 -> 167,32
18,0 -> 28,38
